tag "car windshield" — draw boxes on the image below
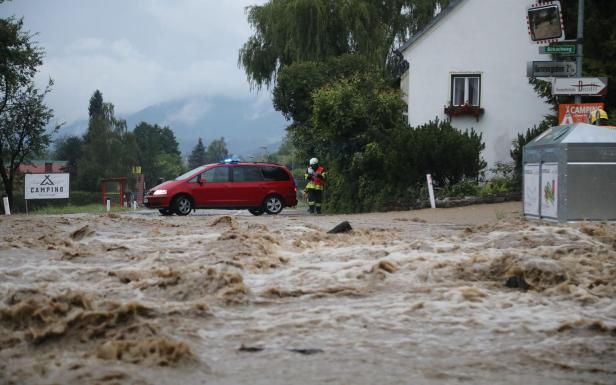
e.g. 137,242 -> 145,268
174,165 -> 208,181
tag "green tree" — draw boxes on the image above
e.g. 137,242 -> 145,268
239,0 -> 450,88
54,135 -> 83,178
0,13 -> 58,206
510,120 -> 551,188
154,153 -> 184,182
310,73 -> 484,212
159,126 -> 182,157
187,137 -> 207,169
561,0 -> 616,115
77,92 -> 135,191
265,134 -> 301,173
238,1 -> 491,212
133,122 -> 183,187
88,90 -> 103,118
204,137 -> 229,164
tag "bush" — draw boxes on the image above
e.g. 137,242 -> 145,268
479,162 -> 517,197
479,179 -> 509,197
405,119 -> 486,187
510,120 -> 550,188
437,178 -> 481,198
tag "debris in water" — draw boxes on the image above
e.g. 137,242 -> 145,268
286,348 -> 324,355
327,221 -> 352,234
70,225 -> 95,241
238,344 -> 265,352
237,345 -> 323,355
374,260 -> 398,274
210,215 -> 238,229
505,274 -> 530,290
0,289 -> 155,344
96,337 -> 195,366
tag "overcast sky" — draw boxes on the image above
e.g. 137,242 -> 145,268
0,0 -> 269,125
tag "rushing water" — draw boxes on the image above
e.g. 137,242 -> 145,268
1,206 -> 615,385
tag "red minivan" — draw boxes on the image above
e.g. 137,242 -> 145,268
144,161 -> 298,216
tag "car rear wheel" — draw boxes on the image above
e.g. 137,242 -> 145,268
172,195 -> 192,216
159,208 -> 173,216
264,195 -> 283,215
248,208 -> 264,216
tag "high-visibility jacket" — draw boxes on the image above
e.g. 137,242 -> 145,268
305,165 -> 326,190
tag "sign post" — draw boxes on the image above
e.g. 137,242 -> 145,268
575,0 -> 585,104
426,174 -> 436,209
2,196 -> 10,215
527,61 -> 576,77
551,77 -> 608,96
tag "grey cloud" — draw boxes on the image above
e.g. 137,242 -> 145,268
5,0 -> 269,124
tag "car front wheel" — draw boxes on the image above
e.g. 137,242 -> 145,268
264,195 -> 283,215
172,195 -> 193,216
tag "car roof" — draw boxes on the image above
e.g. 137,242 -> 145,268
215,161 -> 287,167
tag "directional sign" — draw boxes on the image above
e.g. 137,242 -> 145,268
552,77 -> 608,96
539,44 -> 576,55
527,61 -> 576,77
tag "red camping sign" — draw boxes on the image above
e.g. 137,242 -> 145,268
558,103 -> 605,124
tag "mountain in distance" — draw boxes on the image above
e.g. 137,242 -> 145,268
60,95 -> 288,159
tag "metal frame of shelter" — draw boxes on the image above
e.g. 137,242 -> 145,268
101,177 -> 126,207
523,123 -> 616,222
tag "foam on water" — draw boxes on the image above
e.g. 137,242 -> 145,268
1,212 -> 615,384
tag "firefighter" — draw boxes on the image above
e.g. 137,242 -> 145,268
305,157 -> 326,214
589,108 -> 609,126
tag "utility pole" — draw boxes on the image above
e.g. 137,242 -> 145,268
574,0 -> 584,104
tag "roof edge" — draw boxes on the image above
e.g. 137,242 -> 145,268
398,0 -> 468,54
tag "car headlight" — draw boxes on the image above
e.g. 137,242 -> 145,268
153,189 -> 167,196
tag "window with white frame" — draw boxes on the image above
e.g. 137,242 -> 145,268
451,74 -> 481,106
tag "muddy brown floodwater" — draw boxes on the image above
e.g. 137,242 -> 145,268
1,202 -> 615,385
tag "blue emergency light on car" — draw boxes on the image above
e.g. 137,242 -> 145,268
222,158 -> 239,164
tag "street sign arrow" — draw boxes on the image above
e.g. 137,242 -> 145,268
552,77 -> 608,96
527,61 -> 577,77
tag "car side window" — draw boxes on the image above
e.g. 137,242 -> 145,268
202,166 -> 229,182
233,166 -> 263,182
261,166 -> 290,181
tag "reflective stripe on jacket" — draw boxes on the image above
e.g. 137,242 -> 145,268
305,165 -> 326,190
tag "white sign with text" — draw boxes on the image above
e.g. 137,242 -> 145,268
25,173 -> 70,199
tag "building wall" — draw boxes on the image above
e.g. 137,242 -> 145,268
403,0 -> 552,169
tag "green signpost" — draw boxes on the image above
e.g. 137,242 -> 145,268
539,44 -> 577,55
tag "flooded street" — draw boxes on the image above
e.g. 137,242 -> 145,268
1,202 -> 615,385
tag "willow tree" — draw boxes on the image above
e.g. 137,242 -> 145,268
239,0 -> 450,88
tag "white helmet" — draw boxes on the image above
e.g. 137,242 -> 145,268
309,157 -> 318,165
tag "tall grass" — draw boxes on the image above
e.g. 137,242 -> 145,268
32,204 -> 130,215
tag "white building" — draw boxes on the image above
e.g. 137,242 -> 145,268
399,0 -> 552,169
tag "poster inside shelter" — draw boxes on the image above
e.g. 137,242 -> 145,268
540,164 -> 558,218
523,164 -> 540,216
